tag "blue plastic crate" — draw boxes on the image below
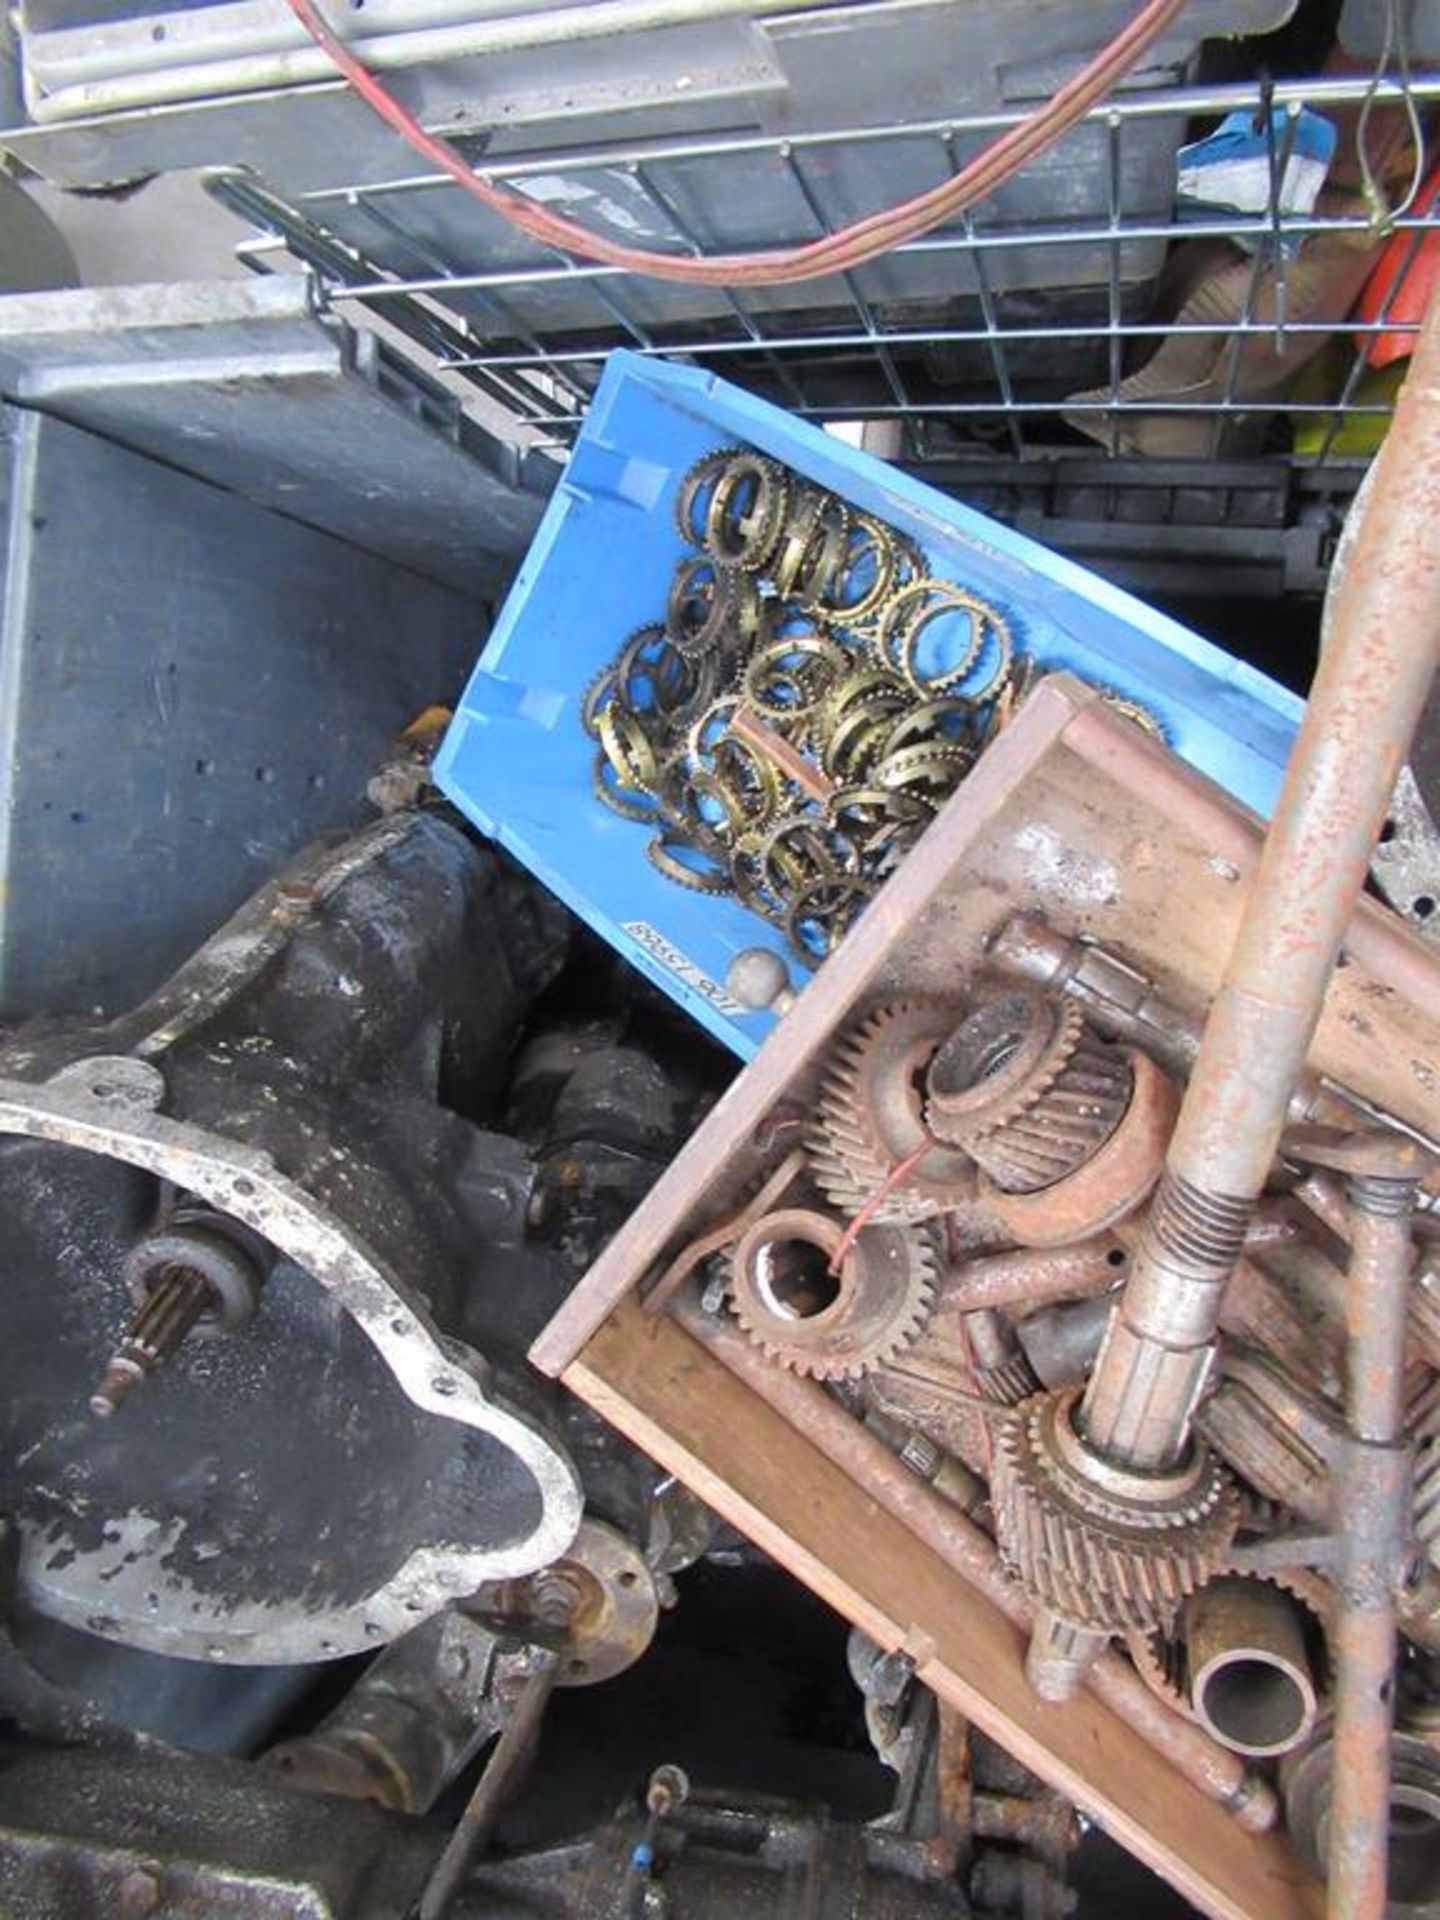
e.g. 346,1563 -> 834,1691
436,352 -> 1302,1060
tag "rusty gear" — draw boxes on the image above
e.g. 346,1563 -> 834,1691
808,1002 -> 978,1222
729,1205 -> 936,1380
925,986 -> 1133,1194
992,1387 -> 1238,1636
973,1353 -> 1043,1407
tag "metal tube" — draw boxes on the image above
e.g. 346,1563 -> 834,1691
1184,1578 -> 1318,1760
1327,1175 -> 1417,1920
264,1609 -> 502,1813
672,1297 -> 1277,1831
1082,291 -> 1440,1473
938,1238 -> 1128,1315
417,1646 -> 560,1920
27,0 -> 836,122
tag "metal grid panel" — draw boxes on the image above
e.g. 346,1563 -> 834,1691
224,70 -> 1440,463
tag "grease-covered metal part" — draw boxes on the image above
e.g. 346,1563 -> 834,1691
479,1517 -> 661,1689
263,1609 -> 507,1813
90,1202 -> 275,1418
0,812 -> 582,1665
468,1783 -> 978,1918
729,1205 -> 935,1380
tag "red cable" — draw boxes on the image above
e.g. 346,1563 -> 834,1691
827,1140 -> 931,1277
286,0 -> 1190,289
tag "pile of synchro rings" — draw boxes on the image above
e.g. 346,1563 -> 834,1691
584,445 -> 1025,969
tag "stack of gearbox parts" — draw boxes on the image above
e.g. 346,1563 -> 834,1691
715,920 -> 1440,1914
0,802 -> 1034,1920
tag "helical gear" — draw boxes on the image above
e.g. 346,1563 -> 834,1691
1414,1371 -> 1440,1567
992,1387 -> 1239,1636
729,1206 -> 936,1381
807,1002 -> 977,1223
925,986 -> 1134,1194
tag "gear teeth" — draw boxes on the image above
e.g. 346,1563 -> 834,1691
926,991 -> 1133,1195
729,1218 -> 936,1380
1129,1564 -> 1334,1720
1414,1373 -> 1440,1567
974,1355 -> 1041,1408
991,1389 -> 1238,1637
807,1002 -> 975,1221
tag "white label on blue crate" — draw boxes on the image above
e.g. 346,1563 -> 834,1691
622,921 -> 747,1017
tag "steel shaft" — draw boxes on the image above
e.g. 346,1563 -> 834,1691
1082,290 -> 1440,1474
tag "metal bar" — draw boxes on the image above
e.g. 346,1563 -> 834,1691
938,1240 -> 1127,1315
417,1647 -> 560,1920
433,315 -> 1430,372
1206,198 -> 1276,458
945,141 -> 1024,459
1264,101 -> 1302,350
492,398 -> 1417,432
1103,110 -> 1126,459
628,161 -> 809,411
312,210 -> 1440,303
1081,290 -> 1440,1474
1325,1165 -> 1419,1920
779,143 -> 912,417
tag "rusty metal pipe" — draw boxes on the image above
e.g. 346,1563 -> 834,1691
1327,1170 -> 1419,1920
938,1238 -> 1128,1315
671,1296 -> 1277,1831
1082,294 -> 1440,1475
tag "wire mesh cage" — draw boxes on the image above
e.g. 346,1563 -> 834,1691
204,62 -> 1440,480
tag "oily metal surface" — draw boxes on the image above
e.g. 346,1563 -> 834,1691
0,813 -> 582,1664
0,1138 -> 537,1661
0,1743 -> 434,1919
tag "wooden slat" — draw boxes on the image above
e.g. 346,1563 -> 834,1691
566,1299 -> 1323,1920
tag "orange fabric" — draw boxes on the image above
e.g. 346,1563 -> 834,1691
1356,162 -> 1440,367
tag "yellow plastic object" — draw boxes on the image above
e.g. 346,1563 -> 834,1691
1291,359 -> 1404,458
